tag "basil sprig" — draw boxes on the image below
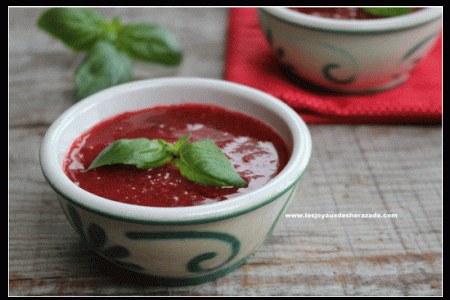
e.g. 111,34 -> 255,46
363,7 -> 413,17
37,8 -> 182,99
88,134 -> 247,188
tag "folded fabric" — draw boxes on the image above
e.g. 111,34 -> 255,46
224,8 -> 442,124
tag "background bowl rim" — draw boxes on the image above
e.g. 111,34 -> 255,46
259,7 -> 443,33
40,77 -> 312,225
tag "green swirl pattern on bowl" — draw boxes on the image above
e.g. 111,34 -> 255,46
265,27 -> 440,89
264,27 -> 359,86
63,202 -> 247,285
56,180 -> 298,286
64,202 -> 244,275
66,203 -> 145,271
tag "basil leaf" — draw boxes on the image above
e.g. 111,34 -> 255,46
88,138 -> 173,170
37,8 -> 184,99
37,8 -> 109,52
87,135 -> 247,188
175,139 -> 247,187
75,41 -> 132,99
115,22 -> 183,66
363,7 -> 413,17
174,133 -> 192,152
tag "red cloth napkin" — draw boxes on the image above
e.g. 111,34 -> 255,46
224,8 -> 442,124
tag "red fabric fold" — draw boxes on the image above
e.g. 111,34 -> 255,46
224,8 -> 442,124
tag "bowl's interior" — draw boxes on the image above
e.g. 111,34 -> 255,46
41,78 -> 311,224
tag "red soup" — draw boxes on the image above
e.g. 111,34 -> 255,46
290,7 -> 421,20
63,104 -> 290,207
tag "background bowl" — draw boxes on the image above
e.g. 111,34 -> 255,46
39,77 -> 312,286
258,7 -> 442,93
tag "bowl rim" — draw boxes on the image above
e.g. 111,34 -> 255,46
259,7 -> 443,33
40,77 -> 312,226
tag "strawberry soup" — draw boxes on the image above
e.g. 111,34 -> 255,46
63,104 -> 289,207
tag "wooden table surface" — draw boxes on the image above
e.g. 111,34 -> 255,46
9,7 -> 442,296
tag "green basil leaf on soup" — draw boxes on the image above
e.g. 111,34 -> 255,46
175,139 -> 247,187
87,138 -> 174,170
87,134 -> 247,188
363,7 -> 413,17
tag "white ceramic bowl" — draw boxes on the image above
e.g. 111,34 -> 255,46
258,7 -> 442,93
39,78 -> 312,286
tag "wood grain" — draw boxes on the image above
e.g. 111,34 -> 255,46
9,7 -> 442,296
